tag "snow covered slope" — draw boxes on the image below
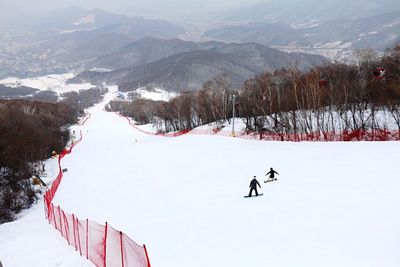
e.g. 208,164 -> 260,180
0,157 -> 93,267
118,87 -> 178,102
1,90 -> 400,266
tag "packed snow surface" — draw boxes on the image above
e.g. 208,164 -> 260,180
0,157 -> 92,267
1,89 -> 400,266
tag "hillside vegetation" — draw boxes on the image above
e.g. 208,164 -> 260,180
0,100 -> 76,223
0,87 -> 107,223
108,44 -> 400,135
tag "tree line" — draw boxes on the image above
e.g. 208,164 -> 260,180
0,87 -> 107,223
108,44 -> 400,136
0,100 -> 76,222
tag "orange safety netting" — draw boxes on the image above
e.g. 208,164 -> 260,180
44,122 -> 151,267
189,128 -> 400,141
115,112 -> 400,142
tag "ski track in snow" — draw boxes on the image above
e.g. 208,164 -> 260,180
1,88 -> 400,266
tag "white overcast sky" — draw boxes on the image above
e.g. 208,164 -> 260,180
0,0 -> 262,19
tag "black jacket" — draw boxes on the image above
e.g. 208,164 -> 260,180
266,169 -> 279,178
249,178 -> 261,189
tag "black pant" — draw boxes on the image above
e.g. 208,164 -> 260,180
249,187 -> 258,197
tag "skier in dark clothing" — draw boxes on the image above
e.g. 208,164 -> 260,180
249,176 -> 261,197
265,167 -> 279,181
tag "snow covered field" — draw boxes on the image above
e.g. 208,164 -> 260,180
1,90 -> 400,266
0,73 -> 178,103
0,73 -> 95,93
127,87 -> 179,101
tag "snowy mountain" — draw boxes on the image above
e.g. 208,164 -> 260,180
0,8 -> 185,78
86,37 -> 199,70
206,12 -> 400,47
71,38 -> 328,92
203,22 -> 310,47
25,7 -> 185,37
202,1 -> 400,61
223,0 -> 400,24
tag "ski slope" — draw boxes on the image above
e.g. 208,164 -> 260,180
0,156 -> 92,267
1,89 -> 400,266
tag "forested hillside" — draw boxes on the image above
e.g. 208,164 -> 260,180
0,87 -> 107,223
108,44 -> 400,136
0,100 -> 76,223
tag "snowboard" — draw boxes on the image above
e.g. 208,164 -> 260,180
244,193 -> 264,198
264,178 -> 277,183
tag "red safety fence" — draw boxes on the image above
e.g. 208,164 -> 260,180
115,112 -> 189,137
115,112 -> 400,142
44,127 -> 151,267
187,128 -> 400,142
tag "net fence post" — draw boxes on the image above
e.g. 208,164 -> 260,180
86,218 -> 89,259
104,222 -> 108,267
76,216 -> 82,256
62,210 -> 70,245
72,214 -> 77,251
119,231 -> 124,267
52,204 -> 57,228
143,244 -> 151,267
44,198 -> 47,220
58,205 -> 63,236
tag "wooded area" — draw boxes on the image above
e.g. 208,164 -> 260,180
0,87 -> 107,223
108,44 -> 400,136
0,100 -> 75,222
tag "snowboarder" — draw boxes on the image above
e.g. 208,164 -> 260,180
265,167 -> 279,181
248,176 -> 261,197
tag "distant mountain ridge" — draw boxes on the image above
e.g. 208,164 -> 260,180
29,7 -> 185,37
202,9 -> 400,61
72,37 -> 328,92
223,0 -> 400,24
0,8 -> 185,78
86,36 -> 327,70
203,22 -> 310,47
86,37 -> 199,70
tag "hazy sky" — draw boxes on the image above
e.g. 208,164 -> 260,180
0,0 -> 262,19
